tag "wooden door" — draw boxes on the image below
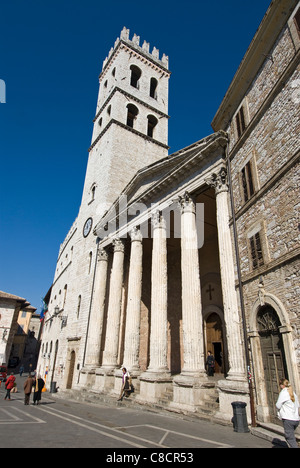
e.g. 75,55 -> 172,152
258,306 -> 288,423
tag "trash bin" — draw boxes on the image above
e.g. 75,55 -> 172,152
50,381 -> 57,393
231,401 -> 250,433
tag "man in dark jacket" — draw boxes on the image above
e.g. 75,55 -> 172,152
206,351 -> 215,377
33,375 -> 45,405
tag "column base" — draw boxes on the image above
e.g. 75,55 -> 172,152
137,370 -> 172,404
215,377 -> 250,424
171,372 -> 215,412
78,366 -> 96,389
92,367 -> 116,393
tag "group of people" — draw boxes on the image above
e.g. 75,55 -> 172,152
4,362 -> 300,448
4,372 -> 45,406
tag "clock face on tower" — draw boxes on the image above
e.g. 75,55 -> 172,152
83,218 -> 93,238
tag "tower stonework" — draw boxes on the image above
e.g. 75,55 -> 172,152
38,29 -> 170,396
80,27 -> 170,219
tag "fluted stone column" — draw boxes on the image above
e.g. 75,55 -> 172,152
122,227 -> 143,373
147,211 -> 169,375
178,192 -> 207,378
207,167 -> 247,382
139,211 -> 171,402
101,238 -> 125,373
85,248 -> 108,369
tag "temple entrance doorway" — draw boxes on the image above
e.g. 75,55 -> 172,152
205,312 -> 226,374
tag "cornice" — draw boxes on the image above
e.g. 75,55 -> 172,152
212,0 -> 298,131
99,40 -> 171,81
89,118 -> 169,152
93,86 -> 170,123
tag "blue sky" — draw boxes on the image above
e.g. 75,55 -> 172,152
0,0 -> 271,312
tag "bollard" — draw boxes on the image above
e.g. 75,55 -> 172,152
231,401 -> 250,433
50,381 -> 57,393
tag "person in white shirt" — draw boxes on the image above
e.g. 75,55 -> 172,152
276,378 -> 300,448
117,367 -> 131,401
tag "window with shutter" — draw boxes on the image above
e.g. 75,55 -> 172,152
236,106 -> 246,138
249,231 -> 264,270
241,161 -> 255,202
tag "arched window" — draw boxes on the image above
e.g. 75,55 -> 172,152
147,115 -> 158,138
150,78 -> 158,99
130,65 -> 141,89
63,284 -> 67,309
88,252 -> 93,274
77,295 -> 81,319
91,185 -> 96,201
127,104 -> 139,128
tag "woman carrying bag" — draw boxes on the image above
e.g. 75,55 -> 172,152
276,379 -> 300,448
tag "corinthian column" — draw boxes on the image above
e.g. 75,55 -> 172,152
122,227 -> 143,373
147,211 -> 170,375
85,248 -> 108,369
178,192 -> 207,378
207,167 -> 246,381
101,238 -> 125,372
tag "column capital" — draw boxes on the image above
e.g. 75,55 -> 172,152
97,248 -> 108,262
151,210 -> 166,230
206,166 -> 229,195
130,226 -> 143,243
178,191 -> 196,214
112,237 -> 125,253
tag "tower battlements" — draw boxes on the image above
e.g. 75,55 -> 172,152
102,27 -> 169,73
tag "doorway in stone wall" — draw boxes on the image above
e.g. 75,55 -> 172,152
205,312 -> 225,374
66,350 -> 76,389
257,305 -> 289,423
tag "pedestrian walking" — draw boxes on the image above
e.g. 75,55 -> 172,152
19,365 -> 24,377
24,374 -> 35,406
4,373 -> 16,401
206,351 -> 215,377
117,367 -> 131,401
33,375 -> 45,405
276,378 -> 300,448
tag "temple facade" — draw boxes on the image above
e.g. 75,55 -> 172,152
38,0 -> 300,425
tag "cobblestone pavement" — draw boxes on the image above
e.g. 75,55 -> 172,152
0,374 -> 271,451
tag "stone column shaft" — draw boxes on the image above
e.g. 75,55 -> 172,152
102,238 -> 125,371
179,193 -> 206,377
123,227 -> 143,372
208,168 -> 246,380
85,248 -> 108,368
147,211 -> 169,374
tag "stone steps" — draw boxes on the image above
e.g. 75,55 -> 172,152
53,383 -> 221,421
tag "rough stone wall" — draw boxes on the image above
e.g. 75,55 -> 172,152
227,14 -> 300,374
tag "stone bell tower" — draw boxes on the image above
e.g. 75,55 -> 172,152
80,27 -> 171,219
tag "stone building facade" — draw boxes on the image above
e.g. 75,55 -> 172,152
38,0 -> 300,425
212,0 -> 300,423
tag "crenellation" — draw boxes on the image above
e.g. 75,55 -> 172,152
101,27 -> 169,73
